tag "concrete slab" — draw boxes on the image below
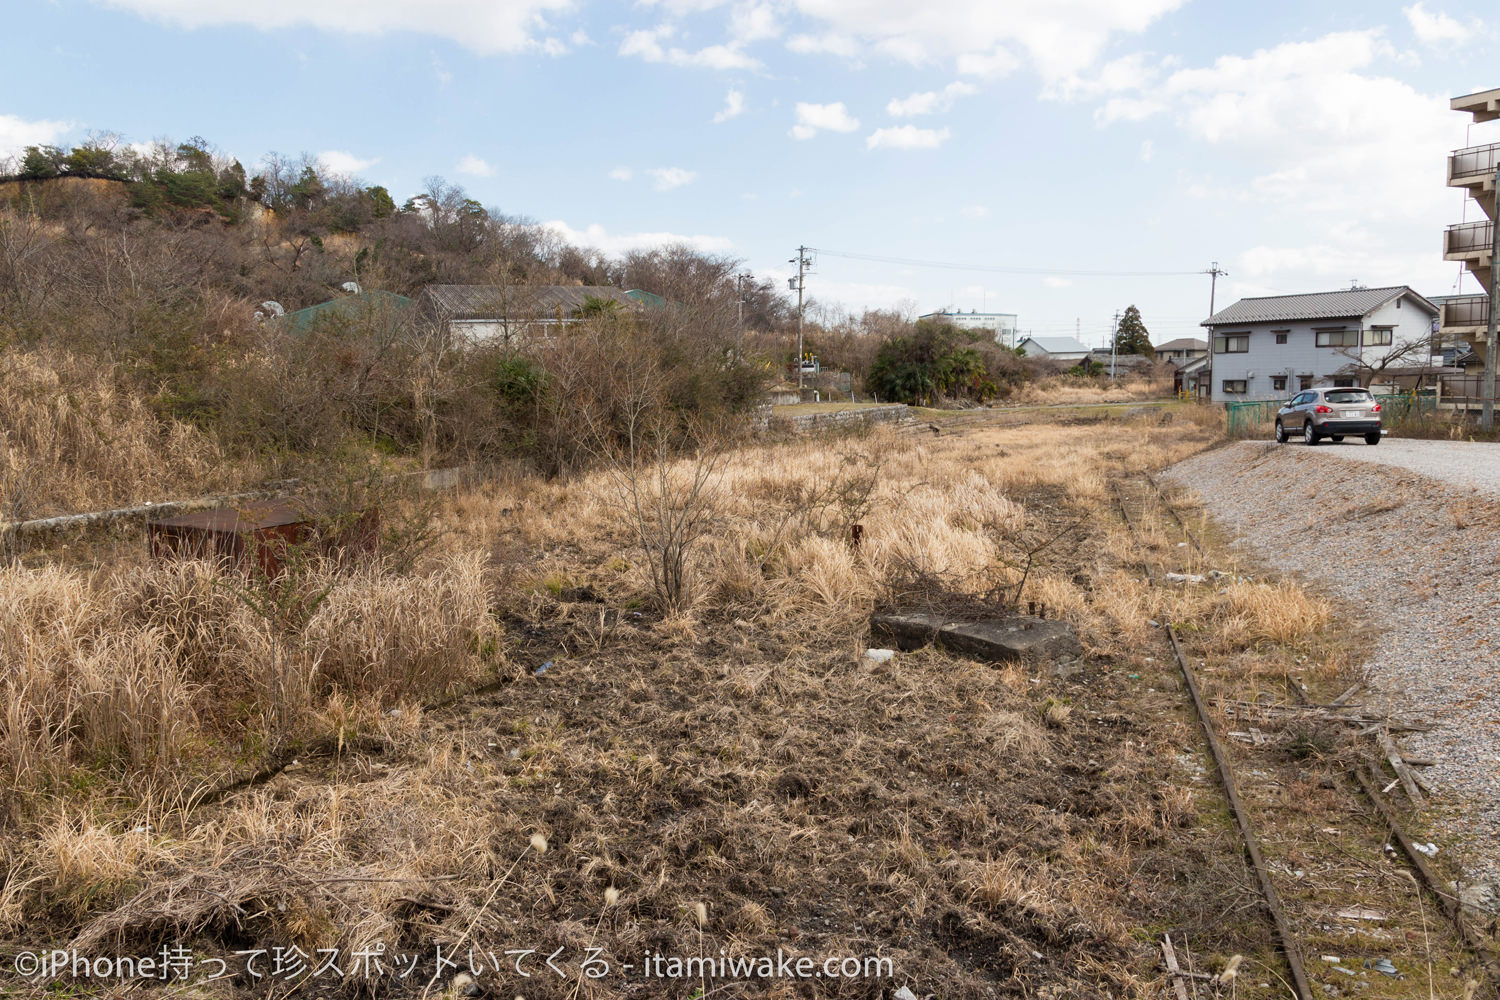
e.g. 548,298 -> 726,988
870,612 -> 1081,663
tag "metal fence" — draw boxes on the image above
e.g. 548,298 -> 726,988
1446,220 -> 1494,255
1450,141 -> 1500,181
1225,393 -> 1437,437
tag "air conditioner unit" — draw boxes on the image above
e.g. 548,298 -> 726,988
1246,371 -> 1256,377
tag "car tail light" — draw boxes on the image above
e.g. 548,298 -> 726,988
1314,405 -> 1332,413
1372,403 -> 1381,412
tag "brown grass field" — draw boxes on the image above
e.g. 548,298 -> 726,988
0,408 -> 1485,998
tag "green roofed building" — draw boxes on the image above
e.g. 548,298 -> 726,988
284,289 -> 414,336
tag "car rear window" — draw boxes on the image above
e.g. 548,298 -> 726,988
1325,390 -> 1371,403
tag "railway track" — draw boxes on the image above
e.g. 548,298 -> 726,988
1111,473 -> 1497,999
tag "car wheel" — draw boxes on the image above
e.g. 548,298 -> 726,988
1274,420 -> 1287,444
1303,421 -> 1318,446
1331,435 -> 1344,442
1365,432 -> 1381,446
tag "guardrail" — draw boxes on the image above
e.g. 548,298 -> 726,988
1441,295 -> 1491,327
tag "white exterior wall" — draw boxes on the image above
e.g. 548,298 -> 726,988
922,311 -> 1019,348
1207,294 -> 1437,403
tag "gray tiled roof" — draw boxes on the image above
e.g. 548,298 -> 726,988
1155,337 -> 1207,351
419,285 -> 638,319
1203,286 -> 1436,327
1019,336 -> 1090,354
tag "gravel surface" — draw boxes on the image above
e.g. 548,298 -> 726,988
1293,436 -> 1500,496
1166,440 -> 1500,896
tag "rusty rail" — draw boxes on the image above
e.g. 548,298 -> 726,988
1164,624 -> 1317,1000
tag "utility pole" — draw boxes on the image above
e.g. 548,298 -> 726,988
1204,261 -> 1228,317
735,273 -> 746,362
789,246 -> 812,390
1109,310 -> 1120,383
1483,166 -> 1500,430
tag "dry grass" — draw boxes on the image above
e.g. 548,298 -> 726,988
0,350 -> 256,520
0,551 -> 505,814
1012,374 -> 1173,406
9,406 -> 1412,999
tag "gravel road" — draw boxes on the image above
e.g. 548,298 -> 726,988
1291,436 -> 1500,496
1165,440 -> 1500,896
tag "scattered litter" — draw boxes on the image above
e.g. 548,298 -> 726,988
1176,541 -> 1188,547
1164,572 -> 1206,584
894,988 -> 919,1000
1148,619 -> 1161,627
1321,955 -> 1341,963
1365,958 -> 1400,978
1127,673 -> 1140,680
386,708 -> 402,717
1413,841 -> 1439,857
864,648 -> 896,662
535,660 -> 553,675
1336,907 -> 1388,921
508,749 -> 521,759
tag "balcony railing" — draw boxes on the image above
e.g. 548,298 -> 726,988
1442,294 -> 1491,327
1446,220 -> 1494,256
1450,141 -> 1500,181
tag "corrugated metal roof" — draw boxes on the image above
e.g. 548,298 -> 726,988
1018,336 -> 1090,354
419,285 -> 639,319
1203,286 -> 1436,327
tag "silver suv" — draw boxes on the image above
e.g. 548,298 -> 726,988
1275,387 -> 1382,446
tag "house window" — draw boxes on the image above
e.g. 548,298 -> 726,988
1274,331 -> 1289,344
1271,375 -> 1287,391
1299,375 -> 1314,390
1316,329 -> 1359,348
1365,327 -> 1393,346
1333,377 -> 1357,388
1214,334 -> 1249,353
1222,379 -> 1247,394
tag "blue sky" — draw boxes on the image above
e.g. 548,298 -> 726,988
2,0 -> 1496,347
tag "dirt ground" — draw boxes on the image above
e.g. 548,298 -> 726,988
1,411 -> 1492,998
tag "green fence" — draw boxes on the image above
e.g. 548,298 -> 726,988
1226,392 -> 1437,438
1225,400 -> 1282,437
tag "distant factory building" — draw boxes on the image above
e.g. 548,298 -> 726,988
920,308 -> 1019,349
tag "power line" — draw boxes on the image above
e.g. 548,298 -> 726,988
809,246 -> 1204,278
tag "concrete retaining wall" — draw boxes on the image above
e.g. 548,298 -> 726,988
772,404 -> 910,433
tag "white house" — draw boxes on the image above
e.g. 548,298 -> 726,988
920,308 -> 1020,348
1202,286 -> 1439,403
416,285 -> 647,344
1016,336 -> 1091,363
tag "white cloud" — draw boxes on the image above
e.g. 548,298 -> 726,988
713,88 -> 746,123
1403,2 -> 1477,45
960,204 -> 988,219
609,167 -> 633,181
1139,139 -> 1153,162
619,24 -> 761,70
886,81 -> 977,117
456,154 -> 494,177
542,220 -> 733,255
1044,276 -> 1072,288
779,0 -> 1184,81
647,166 -> 697,190
786,32 -> 859,58
317,149 -> 378,176
789,101 -> 859,140
432,53 -> 453,86
1082,29 -> 1469,293
865,125 -> 951,150
0,113 -> 71,158
730,2 -> 779,42
94,0 -> 575,55
956,46 -> 1021,79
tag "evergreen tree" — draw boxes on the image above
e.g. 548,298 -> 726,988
1113,305 -> 1154,358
